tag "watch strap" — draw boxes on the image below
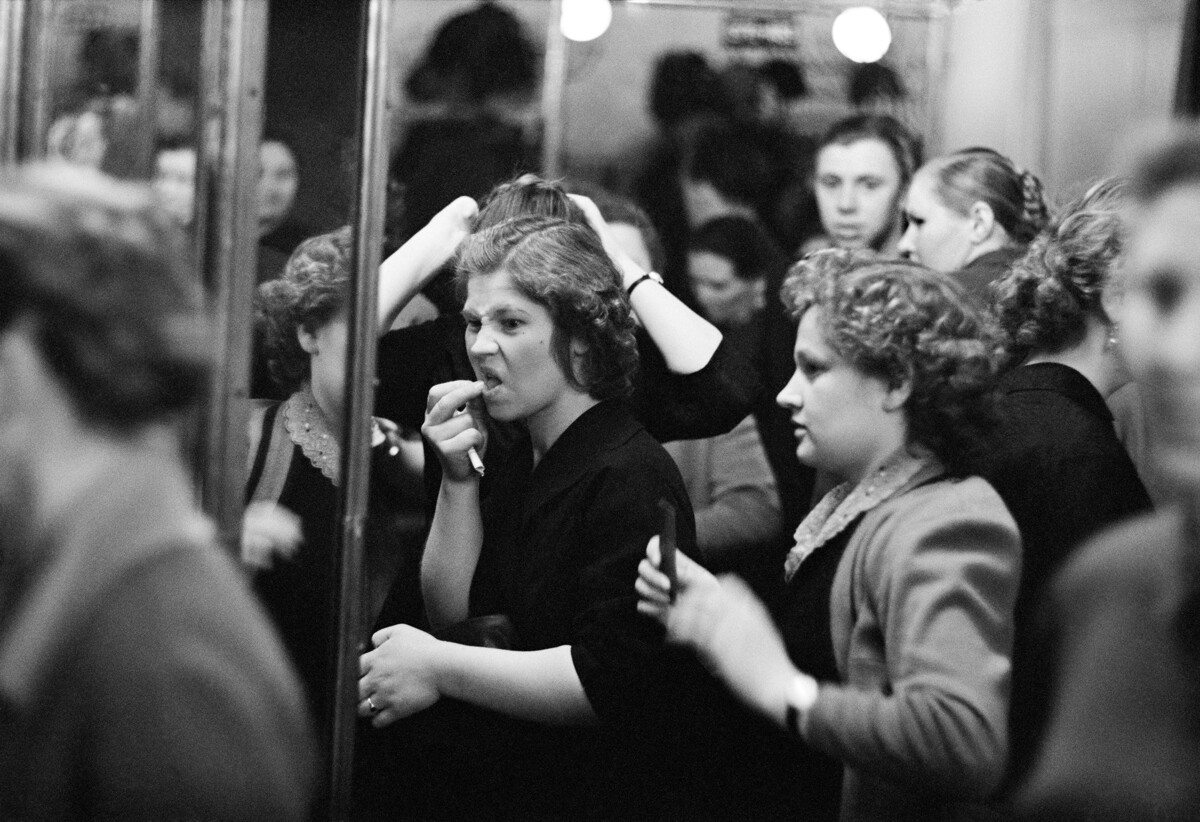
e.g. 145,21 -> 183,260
626,270 -> 663,297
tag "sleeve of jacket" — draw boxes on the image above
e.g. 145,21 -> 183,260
630,333 -> 761,443
802,477 -> 1021,798
692,416 -> 782,558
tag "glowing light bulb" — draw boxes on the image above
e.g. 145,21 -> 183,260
561,0 -> 612,43
831,7 -> 892,64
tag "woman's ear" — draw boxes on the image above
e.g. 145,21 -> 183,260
751,278 -> 767,311
568,338 -> 591,383
297,324 -> 319,355
968,200 -> 997,245
882,378 -> 912,413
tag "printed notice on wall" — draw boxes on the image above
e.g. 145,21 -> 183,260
722,11 -> 797,51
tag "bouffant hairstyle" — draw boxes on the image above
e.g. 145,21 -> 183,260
0,164 -> 210,431
456,215 -> 638,401
926,147 -> 1052,244
475,175 -> 584,230
994,177 -> 1128,367
478,174 -> 668,275
256,226 -> 352,394
817,113 -> 921,188
781,249 -> 998,475
689,215 -> 788,283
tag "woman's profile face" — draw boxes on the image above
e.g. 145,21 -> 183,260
814,138 -> 905,252
463,267 -> 576,428
897,167 -> 976,272
1122,183 -> 1200,493
775,306 -> 899,484
687,250 -> 761,327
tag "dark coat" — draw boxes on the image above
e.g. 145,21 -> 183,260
0,448 -> 316,821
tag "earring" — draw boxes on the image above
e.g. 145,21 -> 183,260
1104,322 -> 1119,352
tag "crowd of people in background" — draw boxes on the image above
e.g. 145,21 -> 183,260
4,2 -> 1200,821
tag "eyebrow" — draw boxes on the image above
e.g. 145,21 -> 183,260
462,303 -> 532,320
793,346 -> 829,366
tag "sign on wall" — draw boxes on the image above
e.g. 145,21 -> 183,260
722,10 -> 798,50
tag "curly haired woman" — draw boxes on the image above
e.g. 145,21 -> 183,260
639,251 -> 1021,821
248,227 -> 431,767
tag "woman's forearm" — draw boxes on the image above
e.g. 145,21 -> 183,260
377,195 -> 476,332
435,643 -> 598,725
421,479 -> 484,629
627,280 -> 722,374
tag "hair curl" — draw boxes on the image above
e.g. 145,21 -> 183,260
0,164 -> 210,431
928,147 -> 1051,244
993,177 -> 1128,366
781,251 -> 999,475
456,215 -> 638,401
255,226 -> 352,395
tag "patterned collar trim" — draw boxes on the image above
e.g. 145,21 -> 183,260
784,448 -> 931,582
283,385 -> 342,485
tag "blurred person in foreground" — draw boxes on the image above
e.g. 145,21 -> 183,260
1018,126 -> 1200,821
0,164 -> 315,821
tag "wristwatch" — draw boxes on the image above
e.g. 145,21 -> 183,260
626,270 -> 664,297
784,673 -> 819,738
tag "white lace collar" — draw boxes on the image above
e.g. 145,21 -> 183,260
282,385 -> 342,484
784,448 -> 932,582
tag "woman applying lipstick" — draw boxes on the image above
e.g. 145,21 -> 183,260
356,215 -> 696,820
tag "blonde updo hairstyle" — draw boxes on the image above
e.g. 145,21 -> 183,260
993,177 -> 1128,368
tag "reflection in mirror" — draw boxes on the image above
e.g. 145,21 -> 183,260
33,0 -> 199,180
237,3 -> 429,816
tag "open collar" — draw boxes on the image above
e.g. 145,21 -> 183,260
514,400 -> 642,518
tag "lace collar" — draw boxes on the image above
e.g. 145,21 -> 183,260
282,385 -> 343,485
784,448 -> 932,582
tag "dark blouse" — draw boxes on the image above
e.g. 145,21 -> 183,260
246,404 -> 423,747
357,401 -> 700,821
972,362 -> 1153,787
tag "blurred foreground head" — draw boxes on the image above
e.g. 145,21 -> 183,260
1122,126 -> 1200,497
0,163 -> 211,434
